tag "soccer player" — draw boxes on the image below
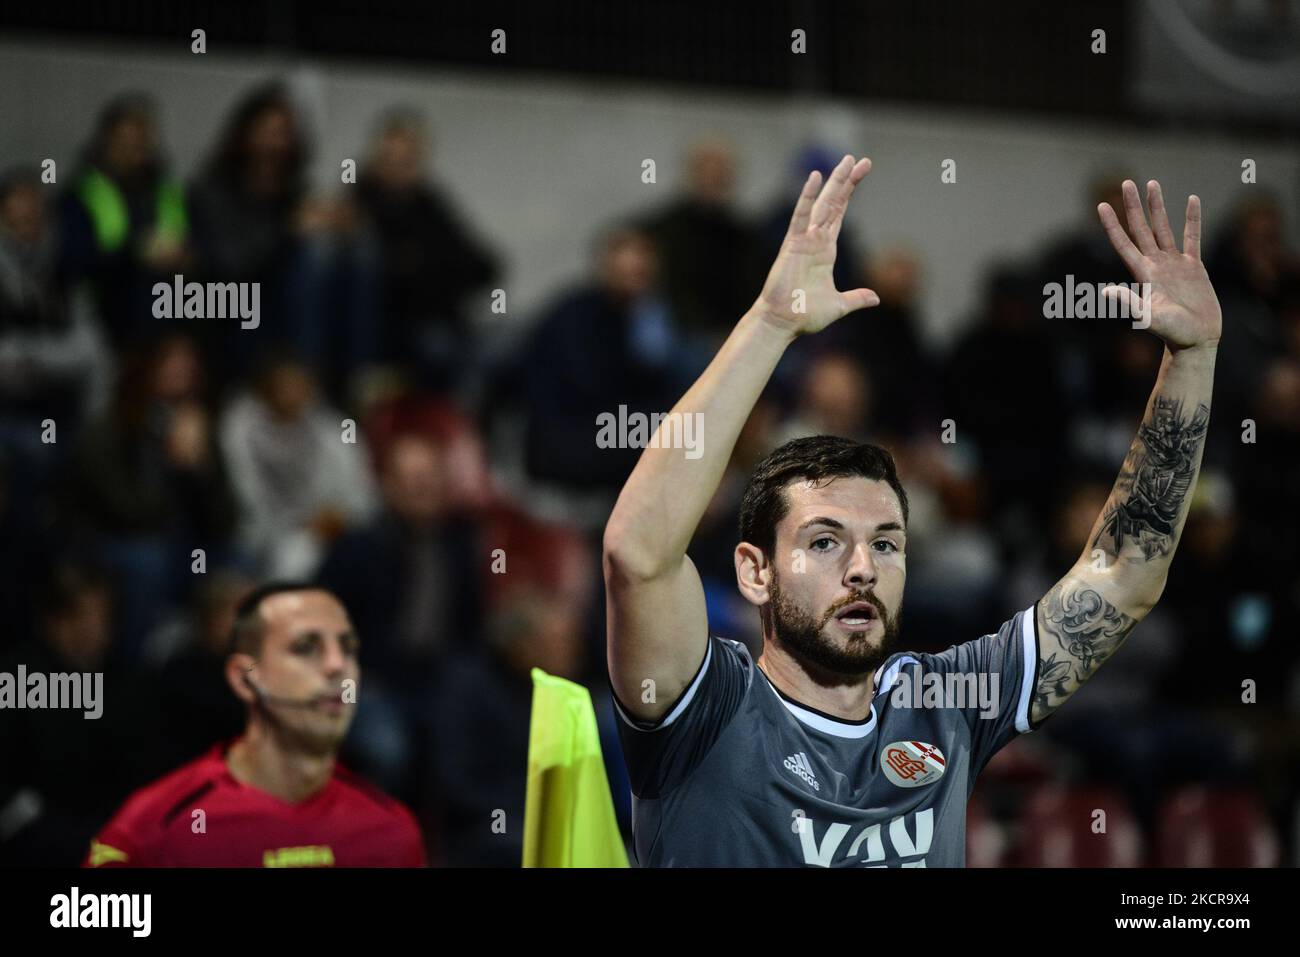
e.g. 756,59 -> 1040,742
603,156 -> 1221,866
85,583 -> 425,867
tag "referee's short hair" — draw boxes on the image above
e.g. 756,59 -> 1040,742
227,581 -> 332,658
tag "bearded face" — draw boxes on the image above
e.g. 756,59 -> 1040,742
741,475 -> 908,679
768,566 -> 902,677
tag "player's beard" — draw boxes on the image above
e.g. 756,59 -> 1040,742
766,568 -> 901,678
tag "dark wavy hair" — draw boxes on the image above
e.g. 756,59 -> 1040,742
738,435 -> 909,558
203,82 -> 307,198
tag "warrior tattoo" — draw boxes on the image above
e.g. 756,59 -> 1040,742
1093,396 -> 1210,561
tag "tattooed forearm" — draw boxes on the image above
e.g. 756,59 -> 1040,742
1034,306 -> 1215,722
1092,395 -> 1210,562
1032,582 -> 1137,724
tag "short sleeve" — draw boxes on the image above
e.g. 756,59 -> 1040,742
611,636 -> 751,799
916,605 -> 1040,774
82,822 -> 146,868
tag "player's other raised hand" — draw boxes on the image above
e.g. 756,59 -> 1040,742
1097,179 -> 1223,351
752,154 -> 880,337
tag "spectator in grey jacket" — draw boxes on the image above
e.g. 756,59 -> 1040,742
219,354 -> 377,578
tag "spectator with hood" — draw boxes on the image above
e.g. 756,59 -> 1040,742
1,168 -> 110,491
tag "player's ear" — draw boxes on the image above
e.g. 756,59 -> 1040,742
225,653 -> 257,705
734,542 -> 772,607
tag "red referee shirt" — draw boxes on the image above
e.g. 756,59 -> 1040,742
83,741 -> 426,867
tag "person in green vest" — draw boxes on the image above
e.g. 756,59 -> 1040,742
59,92 -> 191,348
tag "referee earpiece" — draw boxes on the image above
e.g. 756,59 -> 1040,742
242,666 -> 263,699
239,664 -> 320,711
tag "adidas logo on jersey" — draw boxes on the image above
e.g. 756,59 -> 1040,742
783,752 -> 820,791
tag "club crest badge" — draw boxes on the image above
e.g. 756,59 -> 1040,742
881,740 -> 946,788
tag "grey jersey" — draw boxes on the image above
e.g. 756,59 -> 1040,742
613,606 -> 1041,867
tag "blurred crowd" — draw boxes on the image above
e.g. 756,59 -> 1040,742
2,82 -> 1298,867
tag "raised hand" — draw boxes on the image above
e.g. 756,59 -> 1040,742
752,154 -> 880,337
1097,179 -> 1222,351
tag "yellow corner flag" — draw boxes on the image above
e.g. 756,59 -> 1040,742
523,668 -> 629,868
